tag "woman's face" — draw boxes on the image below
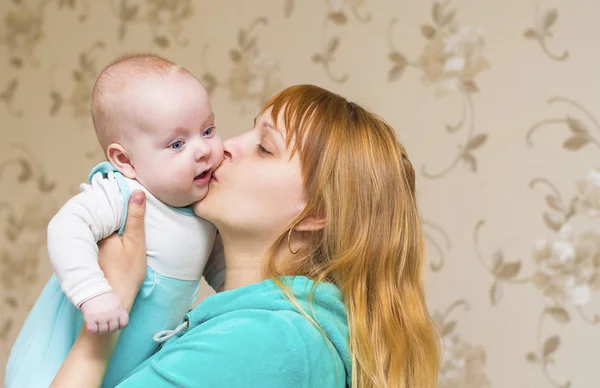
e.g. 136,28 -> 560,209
193,107 -> 306,241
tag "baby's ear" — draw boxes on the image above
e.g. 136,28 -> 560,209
107,143 -> 136,179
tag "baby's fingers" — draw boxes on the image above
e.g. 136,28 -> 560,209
97,320 -> 109,334
107,317 -> 120,333
118,309 -> 130,330
85,320 -> 99,335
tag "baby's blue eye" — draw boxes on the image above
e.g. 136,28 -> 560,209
203,127 -> 214,137
170,141 -> 184,150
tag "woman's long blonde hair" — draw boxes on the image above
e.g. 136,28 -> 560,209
262,85 -> 440,388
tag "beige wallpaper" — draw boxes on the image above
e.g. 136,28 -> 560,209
1,0 -> 599,387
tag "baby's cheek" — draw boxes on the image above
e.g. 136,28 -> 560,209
152,168 -> 178,190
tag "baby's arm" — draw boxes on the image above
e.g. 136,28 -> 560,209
203,233 -> 225,292
47,171 -> 129,333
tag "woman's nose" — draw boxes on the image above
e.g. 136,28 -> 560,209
222,131 -> 253,161
222,137 -> 238,161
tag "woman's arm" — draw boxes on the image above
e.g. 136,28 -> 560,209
50,191 -> 148,388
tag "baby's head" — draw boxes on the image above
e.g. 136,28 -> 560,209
91,53 -> 223,207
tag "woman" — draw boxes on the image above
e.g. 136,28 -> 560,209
51,84 -> 440,388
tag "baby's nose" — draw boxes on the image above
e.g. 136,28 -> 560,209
194,140 -> 212,160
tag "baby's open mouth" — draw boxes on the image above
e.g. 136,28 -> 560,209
194,171 -> 209,181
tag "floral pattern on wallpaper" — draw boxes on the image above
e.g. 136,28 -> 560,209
284,0 -> 371,22
434,300 -> 491,388
49,40 -> 105,117
201,17 -> 283,115
310,0 -> 371,83
387,1 -> 490,180
53,0 -> 196,47
0,145 -> 58,348
473,97 -> 600,387
0,0 -> 47,69
284,0 -> 372,83
311,36 -> 348,83
0,79 -> 23,117
423,218 -> 452,272
0,0 -> 195,67
108,0 -> 195,48
2,1 -> 600,387
55,0 -> 92,22
524,3 -> 569,61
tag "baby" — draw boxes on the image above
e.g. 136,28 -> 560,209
6,54 -> 224,388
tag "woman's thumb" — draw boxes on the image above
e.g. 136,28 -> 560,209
123,190 -> 146,245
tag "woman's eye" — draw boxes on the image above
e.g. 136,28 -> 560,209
170,140 -> 184,150
202,127 -> 215,137
257,144 -> 272,155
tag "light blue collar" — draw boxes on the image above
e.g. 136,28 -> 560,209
168,205 -> 196,216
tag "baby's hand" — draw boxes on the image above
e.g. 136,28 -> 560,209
80,291 -> 129,334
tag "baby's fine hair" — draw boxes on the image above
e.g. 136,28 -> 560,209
90,53 -> 193,151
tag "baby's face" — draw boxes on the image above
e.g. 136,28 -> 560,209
124,75 -> 224,207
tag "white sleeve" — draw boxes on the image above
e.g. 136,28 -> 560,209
47,171 -> 125,307
202,233 -> 225,292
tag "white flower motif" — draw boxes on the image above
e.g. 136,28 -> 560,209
576,169 -> 600,217
533,227 -> 600,306
417,24 -> 489,94
438,341 -> 491,388
434,303 -> 491,388
227,50 -> 282,110
565,277 -> 591,306
443,26 -> 484,55
552,240 -> 575,262
443,56 -> 465,72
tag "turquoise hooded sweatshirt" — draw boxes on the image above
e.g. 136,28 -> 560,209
116,276 -> 351,387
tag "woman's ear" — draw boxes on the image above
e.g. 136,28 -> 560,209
295,216 -> 326,232
107,143 -> 136,179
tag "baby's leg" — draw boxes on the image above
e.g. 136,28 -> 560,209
5,275 -> 82,388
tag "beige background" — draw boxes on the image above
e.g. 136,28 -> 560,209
1,0 -> 599,387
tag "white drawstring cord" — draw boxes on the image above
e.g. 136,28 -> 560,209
153,318 -> 189,343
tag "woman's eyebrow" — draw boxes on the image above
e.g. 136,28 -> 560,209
255,116 -> 285,141
263,122 -> 285,141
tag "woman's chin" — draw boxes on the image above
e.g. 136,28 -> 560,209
192,192 -> 217,219
192,198 -> 206,217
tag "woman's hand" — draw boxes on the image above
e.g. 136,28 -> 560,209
50,190 -> 147,388
98,190 -> 148,311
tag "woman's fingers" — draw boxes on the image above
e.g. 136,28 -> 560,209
98,190 -> 148,311
122,191 -> 146,248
